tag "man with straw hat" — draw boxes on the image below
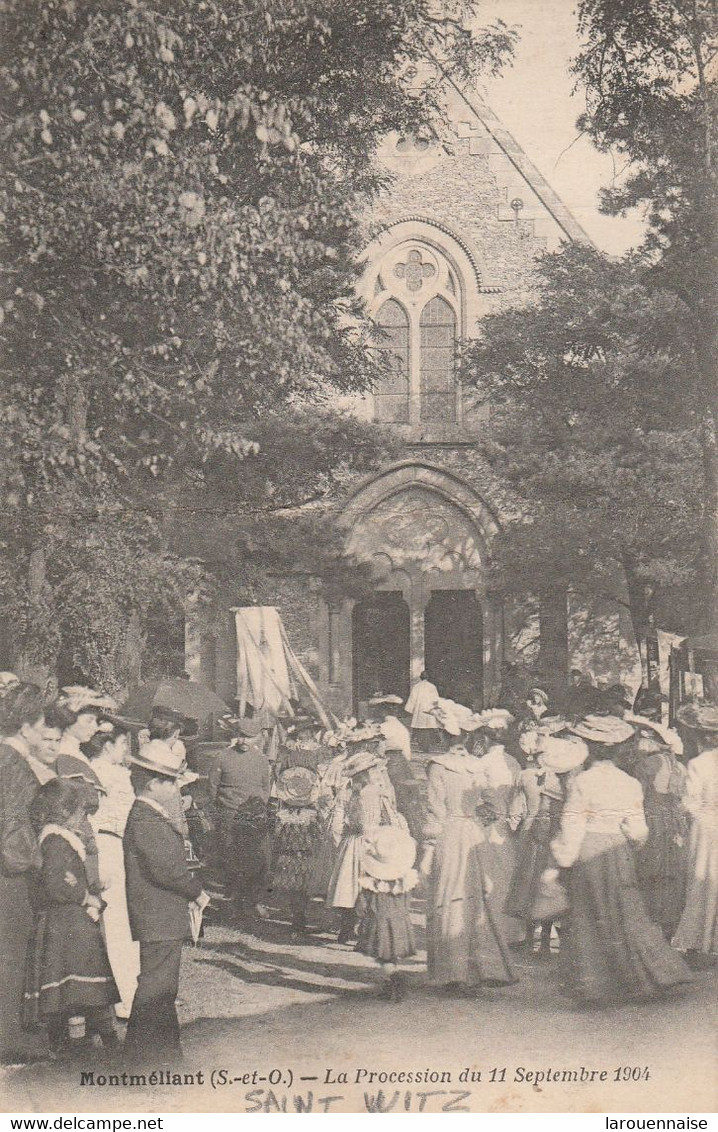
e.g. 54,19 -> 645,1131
123,741 -> 209,1063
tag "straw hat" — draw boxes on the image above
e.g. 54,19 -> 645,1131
539,736 -> 589,774
129,739 -> 185,779
528,688 -> 549,707
476,708 -> 515,732
570,714 -> 635,745
361,826 -> 416,882
342,749 -> 384,778
274,766 -> 320,807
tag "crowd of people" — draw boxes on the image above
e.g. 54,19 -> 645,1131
0,666 -> 716,1069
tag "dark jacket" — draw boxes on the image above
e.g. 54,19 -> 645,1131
208,744 -> 270,813
0,741 -> 41,877
124,799 -> 203,942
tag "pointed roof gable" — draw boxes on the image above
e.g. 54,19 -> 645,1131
444,72 -> 593,247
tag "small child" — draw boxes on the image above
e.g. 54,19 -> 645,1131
270,766 -> 322,932
23,778 -> 119,1054
355,824 -> 417,1001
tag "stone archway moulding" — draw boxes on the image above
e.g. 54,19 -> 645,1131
339,461 -> 500,554
364,215 -> 486,292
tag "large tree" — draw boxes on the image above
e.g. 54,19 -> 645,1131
0,0 -> 515,685
573,0 -> 718,632
461,243 -> 704,685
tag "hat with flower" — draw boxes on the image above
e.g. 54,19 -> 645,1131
275,765 -> 320,807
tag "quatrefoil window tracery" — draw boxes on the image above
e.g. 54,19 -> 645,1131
393,248 -> 436,292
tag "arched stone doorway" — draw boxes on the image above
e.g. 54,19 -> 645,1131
318,463 -> 503,717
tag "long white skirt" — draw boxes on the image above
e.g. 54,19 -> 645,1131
97,832 -> 140,1017
672,812 -> 718,955
326,834 -> 363,909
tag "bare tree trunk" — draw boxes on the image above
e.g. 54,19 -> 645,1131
15,544 -> 54,690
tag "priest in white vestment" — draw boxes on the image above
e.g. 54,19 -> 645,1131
405,672 -> 440,753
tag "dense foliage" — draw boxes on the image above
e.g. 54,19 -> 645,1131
0,0 -> 515,684
462,0 -> 717,680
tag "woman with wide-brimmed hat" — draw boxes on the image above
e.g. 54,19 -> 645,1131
620,714 -> 688,941
471,710 -> 524,947
549,715 -> 692,1004
326,744 -> 404,945
356,825 -> 417,1001
420,729 -> 517,995
671,704 -> 718,967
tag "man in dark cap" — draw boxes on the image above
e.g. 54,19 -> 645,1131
208,719 -> 271,923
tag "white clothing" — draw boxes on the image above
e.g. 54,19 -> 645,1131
475,744 -> 520,791
96,831 -> 140,1016
90,757 -> 139,1016
673,749 -> 718,955
90,759 -> 135,838
381,715 -> 412,760
551,762 -> 648,868
405,679 -> 439,729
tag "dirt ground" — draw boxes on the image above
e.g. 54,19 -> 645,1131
3,894 -> 716,1115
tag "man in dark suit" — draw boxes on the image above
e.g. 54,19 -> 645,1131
123,740 -> 208,1063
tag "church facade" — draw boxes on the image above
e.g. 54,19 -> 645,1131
185,81 -> 641,717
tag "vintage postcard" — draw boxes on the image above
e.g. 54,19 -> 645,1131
1,0 -> 715,1118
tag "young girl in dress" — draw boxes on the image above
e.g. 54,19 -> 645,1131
355,824 -> 417,1001
23,778 -> 119,1055
270,766 -> 323,933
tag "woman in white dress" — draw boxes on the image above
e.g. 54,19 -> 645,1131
420,731 -> 516,993
471,711 -> 524,944
84,720 -> 140,1018
550,715 -> 692,1004
672,704 -> 718,967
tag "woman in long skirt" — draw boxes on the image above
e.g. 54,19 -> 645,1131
420,732 -> 516,994
671,704 -> 718,966
622,717 -> 688,940
551,715 -> 692,1005
471,711 -> 524,945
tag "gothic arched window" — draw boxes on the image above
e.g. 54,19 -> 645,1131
420,296 -> 456,422
374,298 -> 410,423
370,240 -> 460,426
